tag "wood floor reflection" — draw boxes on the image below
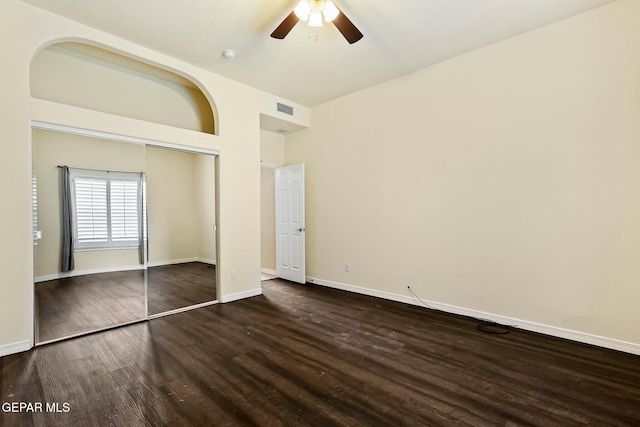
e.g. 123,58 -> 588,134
15,279 -> 640,426
36,262 -> 216,342
36,270 -> 146,343
147,262 -> 217,315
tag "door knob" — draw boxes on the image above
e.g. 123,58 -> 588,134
296,227 -> 305,232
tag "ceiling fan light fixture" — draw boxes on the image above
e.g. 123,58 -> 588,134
271,0 -> 363,43
294,0 -> 311,21
322,1 -> 339,22
308,11 -> 323,27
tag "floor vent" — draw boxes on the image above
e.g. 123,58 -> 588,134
277,102 -> 294,116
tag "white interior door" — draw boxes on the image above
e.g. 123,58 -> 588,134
275,163 -> 306,284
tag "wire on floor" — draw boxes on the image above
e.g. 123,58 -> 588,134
476,322 -> 511,334
407,285 -> 516,334
407,285 -> 438,311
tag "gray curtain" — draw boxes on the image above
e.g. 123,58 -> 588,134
60,166 -> 75,272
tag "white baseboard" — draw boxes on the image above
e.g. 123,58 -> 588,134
261,268 -> 276,275
147,258 -> 216,268
0,339 -> 32,357
220,287 -> 263,303
147,258 -> 198,268
306,276 -> 640,356
35,265 -> 144,283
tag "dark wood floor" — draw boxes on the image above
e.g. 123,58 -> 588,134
7,279 -> 640,426
36,270 -> 146,343
36,262 -> 216,342
147,262 -> 217,315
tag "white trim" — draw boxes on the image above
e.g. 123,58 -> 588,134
73,246 -> 141,253
35,265 -> 144,283
0,340 -> 32,357
148,300 -> 218,319
147,258 -> 215,267
261,268 -> 276,275
306,276 -> 640,356
31,121 -> 219,156
147,258 -> 198,268
220,287 -> 263,303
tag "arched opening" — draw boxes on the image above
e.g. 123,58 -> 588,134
31,41 -> 217,134
29,40 -> 221,346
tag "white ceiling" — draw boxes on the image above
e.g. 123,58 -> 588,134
22,0 -> 614,107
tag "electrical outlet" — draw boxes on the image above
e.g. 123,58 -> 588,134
231,270 -> 237,279
345,263 -> 350,272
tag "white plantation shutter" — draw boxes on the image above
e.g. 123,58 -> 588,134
75,177 -> 108,244
72,173 -> 141,249
142,179 -> 147,242
110,179 -> 139,242
32,175 -> 38,246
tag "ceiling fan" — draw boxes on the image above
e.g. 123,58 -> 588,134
271,0 -> 363,44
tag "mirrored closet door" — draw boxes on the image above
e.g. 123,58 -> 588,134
33,130 -> 147,344
33,130 -> 218,344
145,146 -> 217,317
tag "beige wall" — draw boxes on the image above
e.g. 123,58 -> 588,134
286,0 -> 640,349
31,44 -> 214,134
261,167 -> 276,270
32,130 -> 145,277
0,0 -> 308,354
145,147 -> 200,263
260,130 -> 285,168
195,153 -> 217,263
260,130 -> 285,270
146,146 -> 216,264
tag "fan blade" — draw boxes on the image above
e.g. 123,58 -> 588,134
332,10 -> 363,44
271,11 -> 299,39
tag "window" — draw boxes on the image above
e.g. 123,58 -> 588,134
71,173 -> 142,250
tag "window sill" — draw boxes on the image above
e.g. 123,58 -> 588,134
74,246 -> 141,253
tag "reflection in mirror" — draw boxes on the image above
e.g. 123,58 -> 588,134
145,146 -> 217,316
33,130 -> 147,344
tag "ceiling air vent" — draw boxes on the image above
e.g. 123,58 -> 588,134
277,102 -> 294,116
276,129 -> 288,134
